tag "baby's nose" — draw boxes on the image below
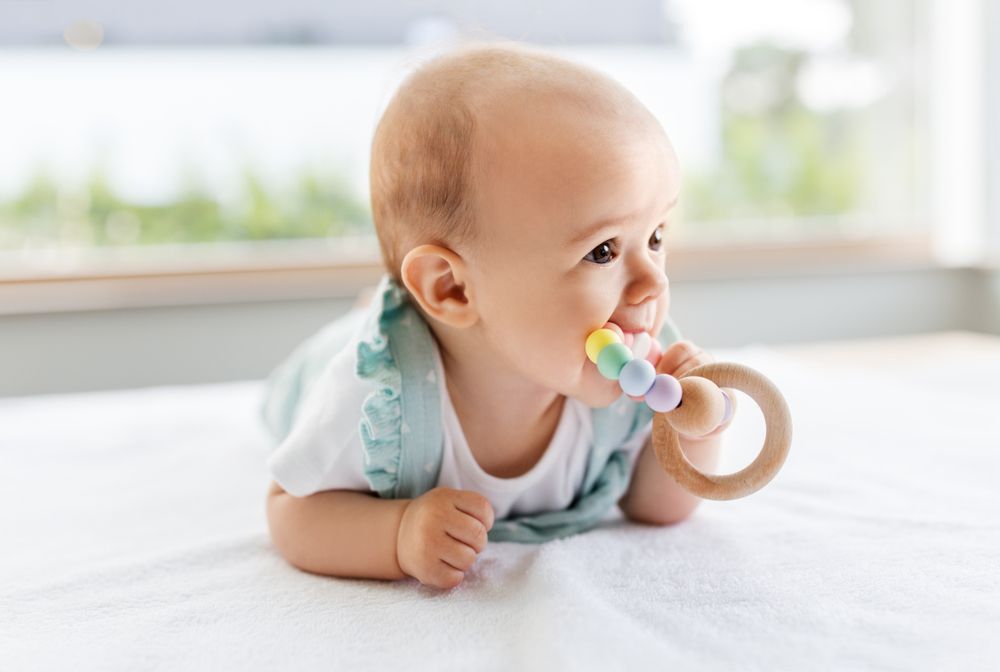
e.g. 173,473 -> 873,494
626,263 -> 667,305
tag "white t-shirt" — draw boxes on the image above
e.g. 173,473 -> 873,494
266,325 -> 650,520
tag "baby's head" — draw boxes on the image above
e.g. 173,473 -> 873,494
369,41 -> 680,408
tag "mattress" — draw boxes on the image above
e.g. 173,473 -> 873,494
2,331 -> 997,670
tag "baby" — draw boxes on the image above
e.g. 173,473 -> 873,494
264,41 -> 736,590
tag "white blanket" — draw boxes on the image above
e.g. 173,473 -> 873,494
2,332 -> 998,670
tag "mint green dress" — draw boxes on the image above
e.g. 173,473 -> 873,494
260,273 -> 682,543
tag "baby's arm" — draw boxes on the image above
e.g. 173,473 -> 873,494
619,339 -> 737,525
266,481 -> 410,580
266,481 -> 494,588
618,426 -> 727,526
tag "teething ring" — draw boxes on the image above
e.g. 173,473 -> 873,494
652,362 -> 792,500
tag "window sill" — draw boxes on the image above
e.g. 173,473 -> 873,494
0,232 -> 946,316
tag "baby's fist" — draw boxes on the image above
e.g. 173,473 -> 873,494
657,340 -> 714,379
395,487 -> 494,589
657,340 -> 737,439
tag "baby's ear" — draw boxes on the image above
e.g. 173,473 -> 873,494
400,244 -> 478,329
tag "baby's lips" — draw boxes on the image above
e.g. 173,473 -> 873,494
601,320 -> 660,366
602,321 -> 637,347
601,321 -> 625,341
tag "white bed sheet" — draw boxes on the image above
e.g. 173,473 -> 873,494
1,331 -> 998,670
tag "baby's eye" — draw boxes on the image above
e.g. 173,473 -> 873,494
649,226 -> 663,251
584,240 -> 615,265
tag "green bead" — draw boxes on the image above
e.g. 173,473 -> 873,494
596,342 -> 633,380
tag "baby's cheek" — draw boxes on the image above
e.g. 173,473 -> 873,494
523,324 -> 586,384
545,327 -> 585,369
505,316 -> 568,370
652,288 -> 671,332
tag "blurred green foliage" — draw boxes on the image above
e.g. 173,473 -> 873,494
0,165 -> 371,249
681,43 -> 864,239
0,42 -> 883,250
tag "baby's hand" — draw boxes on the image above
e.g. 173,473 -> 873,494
657,340 -> 737,439
656,340 -> 714,378
396,487 -> 494,589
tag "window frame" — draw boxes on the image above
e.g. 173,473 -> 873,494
926,0 -> 991,267
3,1 -> 993,314
0,233 -> 937,316
986,0 -> 1000,263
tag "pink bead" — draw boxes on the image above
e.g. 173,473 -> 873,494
645,374 -> 682,412
645,337 -> 662,367
623,332 -> 635,347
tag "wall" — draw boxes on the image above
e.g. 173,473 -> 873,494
2,264 -> 997,397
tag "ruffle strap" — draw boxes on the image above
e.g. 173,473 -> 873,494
355,274 -> 443,499
354,273 -> 684,542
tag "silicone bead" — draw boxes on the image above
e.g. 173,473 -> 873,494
586,328 -> 622,363
644,373 -> 682,412
720,390 -> 733,424
618,358 -> 656,396
645,337 -> 662,367
596,342 -> 633,380
623,332 -> 635,348
631,331 -> 651,359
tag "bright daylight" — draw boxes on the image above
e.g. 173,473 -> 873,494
1,1 -> 997,670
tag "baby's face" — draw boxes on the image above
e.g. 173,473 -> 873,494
466,101 -> 680,408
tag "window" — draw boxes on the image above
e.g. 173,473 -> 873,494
0,1 -> 955,280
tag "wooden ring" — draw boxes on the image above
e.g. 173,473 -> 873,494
652,362 -> 792,500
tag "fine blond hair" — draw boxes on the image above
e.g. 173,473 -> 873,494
369,40 -> 651,283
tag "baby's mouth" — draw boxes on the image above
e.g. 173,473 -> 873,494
601,321 -> 658,364
605,315 -> 653,334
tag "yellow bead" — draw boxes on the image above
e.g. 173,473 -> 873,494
585,328 -> 622,363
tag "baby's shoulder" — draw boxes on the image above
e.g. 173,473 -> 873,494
261,307 -> 375,441
309,328 -> 379,407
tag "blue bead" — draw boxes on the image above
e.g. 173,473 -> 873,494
618,358 -> 656,396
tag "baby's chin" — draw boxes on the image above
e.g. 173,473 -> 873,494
570,366 -> 626,408
581,388 -> 624,409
